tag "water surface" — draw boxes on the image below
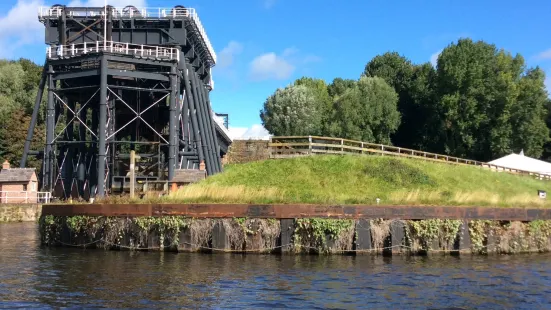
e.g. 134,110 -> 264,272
1,222 -> 551,309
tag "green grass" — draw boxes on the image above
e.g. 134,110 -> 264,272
165,155 -> 551,207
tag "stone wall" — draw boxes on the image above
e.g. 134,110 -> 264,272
224,139 -> 270,164
38,216 -> 551,255
0,204 -> 42,222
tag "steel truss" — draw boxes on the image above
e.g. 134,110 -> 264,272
21,53 -> 223,200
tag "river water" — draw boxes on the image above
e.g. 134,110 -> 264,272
1,223 -> 551,309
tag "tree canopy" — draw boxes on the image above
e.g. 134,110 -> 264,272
0,59 -> 44,169
260,38 -> 551,162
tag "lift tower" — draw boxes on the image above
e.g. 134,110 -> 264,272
20,5 -> 231,200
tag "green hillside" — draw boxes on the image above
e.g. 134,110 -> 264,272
166,155 -> 551,208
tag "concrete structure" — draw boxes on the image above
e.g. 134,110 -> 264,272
0,161 -> 39,203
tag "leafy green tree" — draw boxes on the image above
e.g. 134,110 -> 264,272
436,38 -> 525,161
260,85 -> 322,136
328,76 -> 400,144
0,109 -> 45,170
327,78 -> 356,99
364,52 -> 437,149
510,68 -> 550,158
293,77 -> 333,135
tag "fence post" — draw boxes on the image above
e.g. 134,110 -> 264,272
341,139 -> 344,153
269,136 -> 273,158
308,136 -> 312,155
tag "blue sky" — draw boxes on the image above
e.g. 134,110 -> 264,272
1,0 -> 551,138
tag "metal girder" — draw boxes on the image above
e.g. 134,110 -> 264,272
107,87 -> 169,144
107,69 -> 169,81
53,69 -> 100,80
108,84 -> 170,93
51,90 -> 99,142
52,85 -> 99,92
105,55 -> 176,66
66,17 -> 105,44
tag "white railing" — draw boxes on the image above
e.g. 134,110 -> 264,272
0,191 -> 51,204
38,6 -> 216,65
46,41 -> 180,62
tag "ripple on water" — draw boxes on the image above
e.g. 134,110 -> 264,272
2,223 -> 551,308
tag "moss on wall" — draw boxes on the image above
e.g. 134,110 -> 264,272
0,204 -> 41,223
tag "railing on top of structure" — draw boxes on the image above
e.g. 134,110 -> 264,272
269,136 -> 551,180
46,41 -> 180,62
0,191 -> 51,204
38,6 -> 216,65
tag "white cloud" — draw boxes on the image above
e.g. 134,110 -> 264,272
0,0 -> 45,57
229,125 -> 270,140
0,0 -> 148,58
430,49 -> 442,67
535,48 -> 551,61
68,0 -> 146,7
248,47 -> 321,81
249,52 -> 295,81
217,41 -> 243,69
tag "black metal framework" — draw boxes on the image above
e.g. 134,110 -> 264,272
20,5 -> 231,199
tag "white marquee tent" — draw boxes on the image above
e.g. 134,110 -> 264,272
488,151 -> 551,176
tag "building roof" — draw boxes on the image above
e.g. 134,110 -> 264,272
0,168 -> 36,183
488,151 -> 551,175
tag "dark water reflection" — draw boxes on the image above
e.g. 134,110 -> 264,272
1,223 -> 551,309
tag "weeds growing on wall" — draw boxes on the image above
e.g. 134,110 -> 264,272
293,218 -> 355,254
370,219 -> 391,250
221,218 -> 281,252
407,219 -> 462,253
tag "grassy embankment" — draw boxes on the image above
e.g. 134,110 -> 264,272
163,155 -> 551,208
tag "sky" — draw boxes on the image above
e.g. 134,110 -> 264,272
1,0 -> 551,139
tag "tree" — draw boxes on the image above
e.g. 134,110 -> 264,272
328,76 -> 400,144
327,78 -> 356,99
293,77 -> 332,135
436,38 -> 524,161
363,52 -> 435,149
510,68 -> 550,158
0,109 -> 45,170
260,85 -> 322,136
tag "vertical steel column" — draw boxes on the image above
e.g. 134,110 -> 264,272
44,65 -> 55,191
21,64 -> 47,168
168,64 -> 178,180
90,107 -> 98,197
188,65 -> 213,174
77,105 -> 87,197
64,96 -> 75,198
97,56 -> 108,197
182,62 -> 204,166
198,80 -> 222,173
195,74 -> 218,174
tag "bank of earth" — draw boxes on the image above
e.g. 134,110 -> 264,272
145,155 -> 551,208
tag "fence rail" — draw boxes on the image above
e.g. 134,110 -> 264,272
0,191 -> 51,204
269,136 -> 551,180
47,41 -> 180,62
38,6 -> 216,65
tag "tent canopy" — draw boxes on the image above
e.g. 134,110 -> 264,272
488,152 -> 551,175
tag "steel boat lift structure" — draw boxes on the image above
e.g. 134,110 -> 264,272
20,5 -> 232,200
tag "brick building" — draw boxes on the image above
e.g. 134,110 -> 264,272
0,160 -> 39,203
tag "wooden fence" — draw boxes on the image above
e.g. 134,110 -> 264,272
269,136 -> 551,180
